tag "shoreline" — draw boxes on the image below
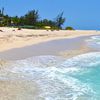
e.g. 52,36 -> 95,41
0,27 -> 100,60
0,34 -> 98,60
0,27 -> 100,52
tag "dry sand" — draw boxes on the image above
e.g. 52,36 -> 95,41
0,27 -> 100,52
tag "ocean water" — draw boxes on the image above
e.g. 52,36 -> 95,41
0,52 -> 100,100
86,35 -> 100,49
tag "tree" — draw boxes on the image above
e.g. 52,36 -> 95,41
0,8 -> 67,29
19,16 -> 25,25
24,10 -> 39,25
41,19 -> 55,27
11,16 -> 20,26
35,19 -> 56,29
0,8 -> 4,17
55,12 -> 66,29
0,10 -> 2,17
3,15 -> 11,26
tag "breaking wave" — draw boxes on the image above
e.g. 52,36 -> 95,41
0,53 -> 100,100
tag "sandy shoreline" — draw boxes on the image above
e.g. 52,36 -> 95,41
0,35 -> 94,60
0,27 -> 100,99
0,27 -> 100,53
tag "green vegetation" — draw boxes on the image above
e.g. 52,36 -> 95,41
0,8 -> 74,30
65,26 -> 74,30
55,12 -> 66,29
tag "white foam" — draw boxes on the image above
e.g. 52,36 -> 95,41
0,54 -> 99,99
86,35 -> 100,48
62,52 -> 100,68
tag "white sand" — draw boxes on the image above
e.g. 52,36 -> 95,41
0,27 -> 100,52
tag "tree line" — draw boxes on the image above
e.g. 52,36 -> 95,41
0,8 -> 74,30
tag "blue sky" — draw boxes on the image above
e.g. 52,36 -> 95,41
0,0 -> 100,30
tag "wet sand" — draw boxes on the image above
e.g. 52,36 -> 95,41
0,80 -> 38,100
0,35 -> 98,60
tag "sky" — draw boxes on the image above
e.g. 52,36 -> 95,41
0,0 -> 100,30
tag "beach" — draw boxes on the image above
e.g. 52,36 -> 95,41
0,27 -> 100,52
0,27 -> 100,100
0,27 -> 100,60
1,0 -> 100,99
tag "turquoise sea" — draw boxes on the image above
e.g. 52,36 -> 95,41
0,35 -> 100,100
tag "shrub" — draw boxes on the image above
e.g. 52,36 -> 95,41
65,26 -> 74,30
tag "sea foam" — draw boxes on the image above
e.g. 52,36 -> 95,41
86,35 -> 100,49
0,53 -> 100,100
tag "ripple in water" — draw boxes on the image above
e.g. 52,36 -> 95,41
0,53 -> 100,100
86,36 -> 100,49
